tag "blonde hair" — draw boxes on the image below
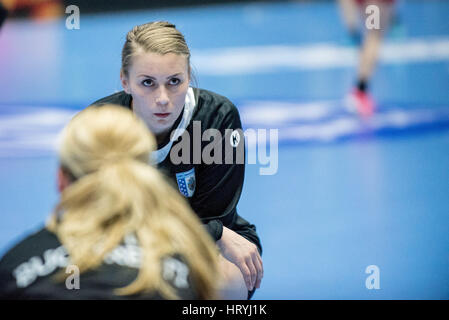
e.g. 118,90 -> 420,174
47,105 -> 219,299
121,21 -> 191,78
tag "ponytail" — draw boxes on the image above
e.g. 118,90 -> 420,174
47,105 -> 220,299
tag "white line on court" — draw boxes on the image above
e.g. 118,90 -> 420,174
192,37 -> 449,75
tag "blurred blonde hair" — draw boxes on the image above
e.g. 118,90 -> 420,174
47,104 -> 219,299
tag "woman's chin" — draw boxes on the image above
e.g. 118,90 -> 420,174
150,123 -> 172,136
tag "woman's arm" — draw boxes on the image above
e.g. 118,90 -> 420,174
190,94 -> 263,292
217,226 -> 263,291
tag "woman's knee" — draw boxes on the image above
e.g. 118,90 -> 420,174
217,255 -> 248,300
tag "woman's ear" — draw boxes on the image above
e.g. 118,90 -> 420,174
120,70 -> 131,94
57,166 -> 71,193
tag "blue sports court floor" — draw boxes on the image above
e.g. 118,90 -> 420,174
0,0 -> 448,299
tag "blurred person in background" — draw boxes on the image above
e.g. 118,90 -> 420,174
0,105 -> 222,299
1,0 -> 63,21
0,1 -> 7,28
339,0 -> 396,117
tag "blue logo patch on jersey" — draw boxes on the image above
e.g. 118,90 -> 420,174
176,168 -> 196,198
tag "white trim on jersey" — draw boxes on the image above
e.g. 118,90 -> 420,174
150,87 -> 197,164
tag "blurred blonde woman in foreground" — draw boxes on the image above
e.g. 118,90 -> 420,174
0,105 -> 223,299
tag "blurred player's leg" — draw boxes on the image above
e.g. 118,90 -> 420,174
346,0 -> 394,117
358,1 -> 393,86
338,0 -> 362,45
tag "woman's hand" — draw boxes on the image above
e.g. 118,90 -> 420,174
217,226 -> 263,291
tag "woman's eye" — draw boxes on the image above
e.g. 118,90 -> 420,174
142,79 -> 154,87
169,78 -> 181,86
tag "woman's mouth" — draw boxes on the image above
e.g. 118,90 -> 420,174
154,113 -> 171,119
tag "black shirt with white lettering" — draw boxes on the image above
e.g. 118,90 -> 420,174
90,88 -> 262,254
0,226 -> 198,299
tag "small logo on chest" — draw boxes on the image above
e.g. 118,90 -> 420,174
175,168 -> 196,198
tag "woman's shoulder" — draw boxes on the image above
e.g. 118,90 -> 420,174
89,91 -> 132,109
194,88 -> 241,128
0,225 -> 62,297
196,88 -> 236,109
0,226 -> 60,265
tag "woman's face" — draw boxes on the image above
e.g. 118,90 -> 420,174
121,51 -> 190,136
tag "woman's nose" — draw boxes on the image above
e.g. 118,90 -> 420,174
155,87 -> 169,107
